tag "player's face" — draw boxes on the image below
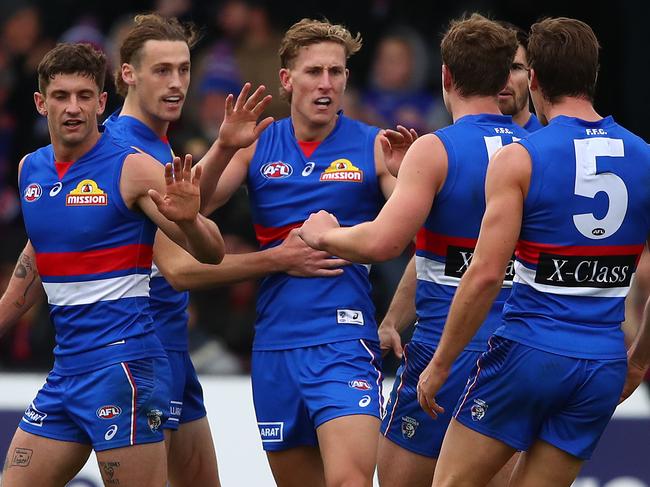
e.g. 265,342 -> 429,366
280,41 -> 348,128
35,73 -> 106,148
498,46 -> 530,117
126,39 -> 190,123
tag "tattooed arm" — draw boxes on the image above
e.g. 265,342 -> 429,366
0,241 -> 44,337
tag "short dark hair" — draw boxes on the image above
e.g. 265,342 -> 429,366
527,17 -> 600,103
497,20 -> 528,49
116,13 -> 199,97
441,13 -> 518,98
38,43 -> 107,94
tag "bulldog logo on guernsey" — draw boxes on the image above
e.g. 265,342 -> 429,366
24,183 -> 42,202
261,161 -> 293,179
66,179 -> 108,206
320,159 -> 363,182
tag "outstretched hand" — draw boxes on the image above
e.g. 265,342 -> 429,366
218,82 -> 274,150
380,125 -> 419,177
298,210 -> 340,250
148,154 -> 201,224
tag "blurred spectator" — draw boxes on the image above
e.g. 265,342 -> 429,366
360,27 -> 449,133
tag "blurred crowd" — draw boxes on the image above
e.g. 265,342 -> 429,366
0,0 -> 452,373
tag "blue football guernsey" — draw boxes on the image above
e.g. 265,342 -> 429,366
248,114 -> 382,350
498,115 -> 650,359
19,128 -> 164,375
104,111 -> 189,352
413,114 -> 529,351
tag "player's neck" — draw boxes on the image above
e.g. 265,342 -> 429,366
544,96 -> 601,123
52,127 -> 102,163
450,95 -> 501,122
513,109 -> 532,128
120,96 -> 170,138
291,110 -> 338,142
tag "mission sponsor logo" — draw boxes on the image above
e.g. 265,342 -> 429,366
66,179 -> 108,206
445,246 -> 515,282
96,405 -> 122,420
258,422 -> 283,442
261,161 -> 293,179
24,183 -> 42,202
320,159 -> 363,182
535,253 -> 636,288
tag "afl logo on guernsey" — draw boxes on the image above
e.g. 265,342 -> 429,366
261,161 -> 293,179
24,183 -> 42,202
320,159 -> 363,182
66,179 -> 108,206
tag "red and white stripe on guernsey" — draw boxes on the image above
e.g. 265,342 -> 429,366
253,222 -> 302,247
514,240 -> 644,298
515,239 -> 644,265
36,244 -> 153,306
121,362 -> 138,445
454,336 -> 494,420
360,339 -> 384,418
415,228 -> 478,287
383,344 -> 409,436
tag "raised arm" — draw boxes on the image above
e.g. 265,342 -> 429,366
0,241 -> 44,337
299,134 -> 447,263
417,143 -> 531,418
196,82 -> 273,212
121,152 -> 224,264
378,255 -> 417,359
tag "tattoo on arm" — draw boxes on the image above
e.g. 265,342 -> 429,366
13,253 -> 38,308
10,447 -> 33,467
99,460 -> 121,485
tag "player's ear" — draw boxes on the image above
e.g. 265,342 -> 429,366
279,68 -> 292,95
34,91 -> 47,117
441,65 -> 453,92
97,91 -> 108,116
528,68 -> 538,91
121,63 -> 136,89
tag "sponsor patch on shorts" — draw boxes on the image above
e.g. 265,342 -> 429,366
258,422 -> 284,442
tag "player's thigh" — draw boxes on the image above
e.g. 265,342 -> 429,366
509,440 -> 583,487
377,435 -> 436,487
432,419 -> 516,487
95,441 -> 167,487
317,414 -> 380,487
167,417 -> 220,487
2,428 -> 91,487
266,446 -> 325,487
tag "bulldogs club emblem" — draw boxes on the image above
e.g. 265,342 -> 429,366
147,409 -> 163,432
471,399 -> 488,421
401,416 -> 419,439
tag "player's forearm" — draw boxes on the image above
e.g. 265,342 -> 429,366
0,248 -> 44,336
320,222 -> 407,263
628,296 -> 650,369
169,248 -> 285,290
177,215 -> 225,265
380,256 -> 417,334
431,263 -> 503,372
197,141 -> 238,213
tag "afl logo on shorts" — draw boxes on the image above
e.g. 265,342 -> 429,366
24,183 -> 42,202
348,379 -> 372,391
96,405 -> 122,420
261,161 -> 293,179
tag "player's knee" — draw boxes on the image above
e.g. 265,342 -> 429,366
326,468 -> 373,487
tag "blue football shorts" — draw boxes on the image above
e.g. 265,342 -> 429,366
163,350 -> 207,430
382,340 -> 481,458
252,339 -> 384,451
19,357 -> 171,451
453,336 -> 627,460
